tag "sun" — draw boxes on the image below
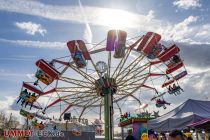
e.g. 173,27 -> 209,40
98,9 -> 138,29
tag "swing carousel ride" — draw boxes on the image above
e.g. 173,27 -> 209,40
16,30 -> 187,139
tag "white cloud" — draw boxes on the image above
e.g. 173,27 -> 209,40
26,73 -> 35,80
0,0 -> 157,29
173,0 -> 201,9
195,24 -> 210,37
146,10 -> 155,22
0,38 -> 65,49
157,16 -> 205,44
0,0 -> 209,46
0,96 -> 16,110
0,96 -> 22,122
15,21 -> 47,36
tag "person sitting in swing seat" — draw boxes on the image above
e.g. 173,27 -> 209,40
156,99 -> 162,104
24,92 -> 31,108
177,85 -> 184,92
172,55 -> 181,63
74,51 -> 85,64
28,93 -> 37,110
21,99 -> 25,107
17,89 -> 28,104
168,55 -> 181,68
21,91 -> 31,106
168,85 -> 173,93
173,84 -> 179,95
173,84 -> 184,95
31,92 -> 36,97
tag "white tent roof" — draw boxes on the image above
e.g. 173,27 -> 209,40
148,99 -> 210,131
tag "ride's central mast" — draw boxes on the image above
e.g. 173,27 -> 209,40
104,89 -> 114,140
95,61 -> 116,140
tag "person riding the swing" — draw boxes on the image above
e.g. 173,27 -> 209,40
168,85 -> 173,93
172,84 -> 184,95
21,91 -> 31,107
17,89 -> 28,104
172,55 -> 181,63
24,92 -> 32,108
172,84 -> 179,95
156,99 -> 162,104
26,92 -> 37,110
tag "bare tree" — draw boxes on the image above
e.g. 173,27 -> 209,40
0,111 -> 8,129
0,112 -> 20,129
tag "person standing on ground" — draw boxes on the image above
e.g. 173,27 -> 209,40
169,130 -> 185,140
126,129 -> 135,140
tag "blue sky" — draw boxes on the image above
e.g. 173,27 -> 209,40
0,0 -> 210,128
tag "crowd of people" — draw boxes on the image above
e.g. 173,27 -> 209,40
126,130 -> 195,140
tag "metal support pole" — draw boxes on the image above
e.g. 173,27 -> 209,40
104,93 -> 113,140
195,129 -> 198,140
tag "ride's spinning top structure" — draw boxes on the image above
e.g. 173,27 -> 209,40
17,30 -> 187,140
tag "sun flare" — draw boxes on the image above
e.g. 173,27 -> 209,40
98,9 -> 138,29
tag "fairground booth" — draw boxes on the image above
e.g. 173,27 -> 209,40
118,112 -> 155,140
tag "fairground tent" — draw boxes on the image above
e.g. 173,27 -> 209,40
148,99 -> 210,131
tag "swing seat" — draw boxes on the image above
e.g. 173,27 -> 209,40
106,30 -> 127,57
37,124 -> 44,130
67,40 -> 91,68
162,71 -> 187,87
36,59 -> 60,79
114,45 -> 126,58
19,92 -> 30,100
158,44 -> 180,62
26,114 -> 34,120
147,44 -> 163,59
137,32 -> 161,55
35,69 -> 54,85
166,61 -> 184,74
20,109 -> 34,120
26,96 -> 38,103
35,59 -> 60,85
73,51 -> 87,68
175,71 -> 187,81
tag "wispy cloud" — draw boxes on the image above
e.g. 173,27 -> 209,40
15,21 -> 47,36
26,73 -> 35,80
0,0 -> 209,45
78,0 -> 93,49
0,0 -> 156,29
173,0 -> 201,10
0,38 -> 65,49
146,10 -> 155,22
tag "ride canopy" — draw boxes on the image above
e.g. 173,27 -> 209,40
148,99 -> 210,131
